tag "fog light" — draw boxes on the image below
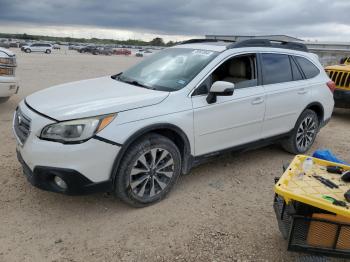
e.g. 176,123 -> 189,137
54,176 -> 67,190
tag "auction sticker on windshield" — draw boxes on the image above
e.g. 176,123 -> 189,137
192,50 -> 214,56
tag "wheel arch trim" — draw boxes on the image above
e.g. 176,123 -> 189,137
303,101 -> 325,123
110,123 -> 192,183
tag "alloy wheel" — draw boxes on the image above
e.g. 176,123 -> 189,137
296,116 -> 317,152
129,148 -> 174,199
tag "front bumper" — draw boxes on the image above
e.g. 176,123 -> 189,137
334,89 -> 350,108
0,81 -> 18,97
17,150 -> 113,195
14,101 -> 121,195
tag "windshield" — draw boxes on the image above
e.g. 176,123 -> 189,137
117,48 -> 218,91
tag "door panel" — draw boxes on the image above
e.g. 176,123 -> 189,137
261,81 -> 309,138
260,53 -> 308,138
192,86 -> 265,156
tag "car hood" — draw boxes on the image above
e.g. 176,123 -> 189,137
0,47 -> 14,57
25,76 -> 169,121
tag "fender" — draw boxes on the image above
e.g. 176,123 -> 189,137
302,101 -> 324,123
110,123 -> 193,184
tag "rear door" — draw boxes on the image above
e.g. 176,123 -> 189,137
260,53 -> 308,138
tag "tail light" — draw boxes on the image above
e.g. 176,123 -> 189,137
327,81 -> 336,93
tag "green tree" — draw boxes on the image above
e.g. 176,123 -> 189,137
149,37 -> 165,46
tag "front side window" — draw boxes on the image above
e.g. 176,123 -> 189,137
117,48 -> 218,91
193,54 -> 258,95
261,53 -> 292,85
295,56 -> 320,79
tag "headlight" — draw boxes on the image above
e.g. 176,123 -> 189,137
40,114 -> 115,143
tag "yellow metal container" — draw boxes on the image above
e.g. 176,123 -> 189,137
275,155 -> 350,218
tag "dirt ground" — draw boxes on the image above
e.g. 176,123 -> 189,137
0,49 -> 349,262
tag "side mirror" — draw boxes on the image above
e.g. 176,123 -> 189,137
206,81 -> 235,104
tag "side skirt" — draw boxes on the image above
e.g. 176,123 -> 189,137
189,131 -> 292,169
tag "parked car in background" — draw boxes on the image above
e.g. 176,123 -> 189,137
19,42 -> 30,48
325,63 -> 350,108
114,48 -> 131,55
78,45 -> 97,54
21,43 -> 53,54
0,42 -> 10,49
0,47 -> 18,103
93,47 -> 113,56
53,44 -> 61,50
9,42 -> 19,48
135,49 -> 153,57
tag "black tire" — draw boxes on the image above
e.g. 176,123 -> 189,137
45,49 -> 51,54
282,109 -> 319,154
25,48 -> 31,53
115,133 -> 182,207
0,97 -> 10,104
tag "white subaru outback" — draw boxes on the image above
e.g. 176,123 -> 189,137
14,39 -> 334,207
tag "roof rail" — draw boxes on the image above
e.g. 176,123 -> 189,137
179,38 -> 234,45
227,39 -> 308,52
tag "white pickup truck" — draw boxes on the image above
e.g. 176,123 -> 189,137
0,47 -> 18,103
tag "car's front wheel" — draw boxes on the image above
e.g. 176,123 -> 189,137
115,134 -> 181,207
282,109 -> 319,154
45,49 -> 51,54
25,48 -> 31,53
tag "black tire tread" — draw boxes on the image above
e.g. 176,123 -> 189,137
282,109 -> 319,154
114,133 -> 181,207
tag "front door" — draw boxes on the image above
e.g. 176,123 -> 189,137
192,54 -> 266,156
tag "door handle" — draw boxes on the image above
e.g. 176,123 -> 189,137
298,88 -> 307,94
251,97 -> 264,105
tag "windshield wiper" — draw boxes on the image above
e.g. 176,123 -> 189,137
117,75 -> 153,89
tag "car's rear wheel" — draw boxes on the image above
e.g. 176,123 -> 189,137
282,109 -> 319,154
115,133 -> 181,207
25,48 -> 31,53
0,97 -> 10,104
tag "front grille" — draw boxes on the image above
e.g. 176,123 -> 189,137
326,70 -> 350,89
14,109 -> 31,145
0,67 -> 15,76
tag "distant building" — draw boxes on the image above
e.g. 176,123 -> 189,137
205,35 -> 350,65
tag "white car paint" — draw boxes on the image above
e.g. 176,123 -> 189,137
22,43 -> 52,53
0,47 -> 18,99
14,42 -> 334,192
26,76 -> 169,120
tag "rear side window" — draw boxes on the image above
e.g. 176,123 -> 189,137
295,56 -> 320,79
290,57 -> 303,81
261,53 -> 292,85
